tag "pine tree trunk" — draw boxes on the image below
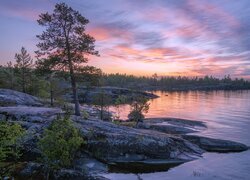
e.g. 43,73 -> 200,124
22,68 -> 25,93
68,56 -> 80,116
70,72 -> 81,116
50,87 -> 54,107
65,32 -> 81,116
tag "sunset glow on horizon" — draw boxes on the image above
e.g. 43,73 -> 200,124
0,0 -> 250,78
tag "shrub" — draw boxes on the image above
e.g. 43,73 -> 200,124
128,96 -> 150,126
38,115 -> 84,172
0,122 -> 25,162
81,110 -> 89,120
0,121 -> 25,176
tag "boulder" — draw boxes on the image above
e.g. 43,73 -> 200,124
0,89 -> 43,106
182,135 -> 248,152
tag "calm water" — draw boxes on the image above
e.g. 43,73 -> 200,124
104,90 -> 250,180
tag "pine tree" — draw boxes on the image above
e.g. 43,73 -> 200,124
36,3 -> 99,116
14,47 -> 33,93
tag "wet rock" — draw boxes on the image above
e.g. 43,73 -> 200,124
0,89 -> 43,106
74,153 -> 108,177
53,169 -> 88,180
108,159 -> 185,173
138,118 -> 206,135
182,135 -> 248,152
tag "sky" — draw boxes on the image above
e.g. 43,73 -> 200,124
0,0 -> 250,78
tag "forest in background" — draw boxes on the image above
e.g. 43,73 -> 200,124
101,73 -> 250,91
1,61 -> 250,100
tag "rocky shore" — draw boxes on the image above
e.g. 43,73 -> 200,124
0,89 -> 248,179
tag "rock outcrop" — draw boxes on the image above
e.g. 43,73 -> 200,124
0,106 -> 204,165
137,118 -> 248,153
182,135 -> 248,152
73,117 -> 204,164
0,89 -> 43,106
138,118 -> 206,134
0,90 -> 248,178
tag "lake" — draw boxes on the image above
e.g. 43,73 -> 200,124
104,90 -> 250,180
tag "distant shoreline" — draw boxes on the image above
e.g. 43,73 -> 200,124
136,85 -> 250,91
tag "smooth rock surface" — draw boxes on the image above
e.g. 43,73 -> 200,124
0,89 -> 43,106
182,135 -> 248,152
138,118 -> 206,135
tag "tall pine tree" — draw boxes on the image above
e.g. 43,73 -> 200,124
36,3 -> 98,116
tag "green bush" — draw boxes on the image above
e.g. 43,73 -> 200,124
128,96 -> 150,126
38,115 -> 84,170
81,110 -> 89,120
0,121 -> 25,177
0,122 -> 25,162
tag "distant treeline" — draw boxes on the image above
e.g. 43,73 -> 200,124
1,58 -> 250,96
101,73 -> 250,91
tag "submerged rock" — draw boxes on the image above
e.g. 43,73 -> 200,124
182,135 -> 248,152
0,89 -> 43,106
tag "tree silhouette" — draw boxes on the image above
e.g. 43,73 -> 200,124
36,3 -> 98,116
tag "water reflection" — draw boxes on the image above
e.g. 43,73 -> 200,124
107,90 -> 250,180
115,90 -> 250,144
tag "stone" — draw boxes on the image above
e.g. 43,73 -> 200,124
182,135 -> 248,152
0,106 -> 62,123
0,89 -> 43,106
138,118 -> 206,135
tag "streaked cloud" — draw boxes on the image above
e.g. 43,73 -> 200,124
0,0 -> 250,78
